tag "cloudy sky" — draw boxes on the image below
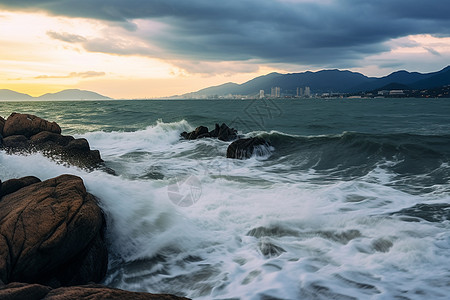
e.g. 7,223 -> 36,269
1,0 -> 449,98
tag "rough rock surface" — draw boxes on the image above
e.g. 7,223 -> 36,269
0,174 -> 108,287
0,113 -> 104,170
0,283 -> 190,300
226,137 -> 272,159
0,176 -> 41,198
2,113 -> 61,138
181,123 -> 238,141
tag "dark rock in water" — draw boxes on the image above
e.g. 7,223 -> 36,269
181,123 -> 237,141
210,123 -> 238,141
0,116 -> 5,135
2,112 -> 61,138
0,113 -> 105,170
0,282 -> 190,300
226,137 -> 271,159
0,176 -> 41,198
0,175 -> 108,287
0,282 -> 51,300
2,135 -> 30,149
181,126 -> 209,140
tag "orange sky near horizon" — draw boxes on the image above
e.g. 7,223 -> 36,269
1,10 -> 449,99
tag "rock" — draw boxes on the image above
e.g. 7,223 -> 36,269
0,175 -> 108,287
0,282 -> 51,300
0,176 -> 41,198
211,123 -> 238,141
2,135 -> 29,149
181,123 -> 238,141
0,113 -> 105,170
226,137 -> 272,159
30,131 -> 74,147
45,284 -> 190,300
3,113 -> 61,138
0,283 -> 190,300
0,116 -> 5,134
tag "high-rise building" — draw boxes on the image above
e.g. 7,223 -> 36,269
271,87 -> 281,98
296,87 -> 303,97
259,90 -> 265,99
304,86 -> 311,97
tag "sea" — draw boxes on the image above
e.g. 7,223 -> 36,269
0,98 -> 449,300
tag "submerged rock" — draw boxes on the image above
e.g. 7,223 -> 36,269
0,113 -> 104,170
226,137 -> 272,159
181,123 -> 238,142
0,174 -> 108,287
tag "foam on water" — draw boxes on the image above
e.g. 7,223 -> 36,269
1,119 -> 449,299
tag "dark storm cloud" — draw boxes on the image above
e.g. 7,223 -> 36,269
2,0 -> 450,66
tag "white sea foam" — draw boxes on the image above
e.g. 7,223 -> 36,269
1,120 -> 449,299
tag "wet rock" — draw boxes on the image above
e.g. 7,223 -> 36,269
181,123 -> 237,141
0,283 -> 190,300
2,135 -> 29,149
2,113 -> 61,138
0,116 -> 5,134
0,174 -> 108,287
0,113 -> 104,170
209,123 -> 238,141
0,176 -> 41,198
0,282 -> 51,300
226,137 -> 271,159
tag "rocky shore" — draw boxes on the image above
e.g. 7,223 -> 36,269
0,113 -> 189,299
0,113 -> 104,170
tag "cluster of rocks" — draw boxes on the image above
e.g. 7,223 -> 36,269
181,123 -> 238,141
0,113 -> 189,299
0,175 -> 189,299
0,113 -> 103,170
181,123 -> 272,159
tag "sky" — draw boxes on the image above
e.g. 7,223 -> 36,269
1,0 -> 450,98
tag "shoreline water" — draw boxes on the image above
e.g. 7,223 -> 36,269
1,99 -> 449,299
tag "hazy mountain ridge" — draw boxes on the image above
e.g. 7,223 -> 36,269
0,89 -> 111,100
180,66 -> 450,97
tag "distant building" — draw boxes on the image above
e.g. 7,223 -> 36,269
304,86 -> 311,97
389,90 -> 404,96
271,87 -> 281,98
296,87 -> 303,97
259,90 -> 265,99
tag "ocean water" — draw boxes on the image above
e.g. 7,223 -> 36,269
1,98 -> 449,299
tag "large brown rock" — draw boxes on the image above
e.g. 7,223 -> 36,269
0,175 -> 108,287
0,113 -> 105,170
0,283 -> 190,300
2,113 -> 61,138
0,116 -> 5,136
0,176 -> 41,198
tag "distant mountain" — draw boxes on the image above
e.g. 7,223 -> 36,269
37,89 -> 111,100
0,89 -> 34,100
179,66 -> 450,97
0,89 -> 111,100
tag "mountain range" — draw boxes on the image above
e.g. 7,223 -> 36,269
0,89 -> 111,101
179,66 -> 450,98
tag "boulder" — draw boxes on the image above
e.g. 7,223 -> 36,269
2,135 -> 29,149
0,175 -> 108,287
29,131 -> 74,147
181,123 -> 238,141
3,113 -> 61,138
0,113 -> 105,170
0,176 -> 41,198
226,137 -> 272,159
0,116 -> 5,134
0,283 -> 190,300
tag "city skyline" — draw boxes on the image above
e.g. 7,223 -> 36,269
1,1 -> 449,98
